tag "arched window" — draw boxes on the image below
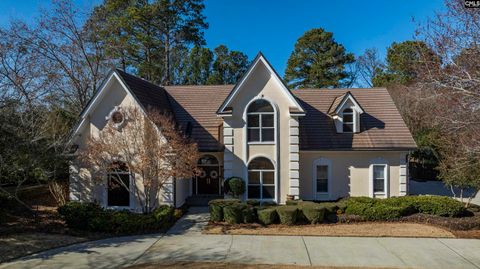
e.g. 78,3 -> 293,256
198,154 -> 219,166
248,157 -> 275,200
247,99 -> 275,142
107,162 -> 131,207
342,108 -> 354,132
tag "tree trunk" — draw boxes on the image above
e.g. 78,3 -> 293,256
164,36 -> 170,86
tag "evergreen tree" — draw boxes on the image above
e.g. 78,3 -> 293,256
183,46 -> 213,85
372,41 -> 438,86
207,45 -> 249,85
284,28 -> 354,88
89,0 -> 208,85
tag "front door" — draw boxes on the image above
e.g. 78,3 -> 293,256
196,166 -> 220,195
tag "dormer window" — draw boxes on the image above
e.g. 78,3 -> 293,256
328,92 -> 365,134
342,108 -> 354,133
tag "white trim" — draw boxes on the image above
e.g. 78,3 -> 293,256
369,157 -> 389,198
217,54 -> 304,115
104,171 -> 135,211
70,72 -> 144,141
313,158 -> 332,200
246,155 -> 277,202
335,93 -> 364,115
242,97 -> 280,203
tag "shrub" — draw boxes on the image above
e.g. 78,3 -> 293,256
286,200 -> 303,206
246,200 -> 260,206
407,196 -> 466,217
257,207 -> 278,225
243,206 -> 257,223
362,204 -> 406,221
58,202 -> 176,234
223,204 -> 246,224
301,204 -> 325,224
153,205 -> 175,225
58,202 -> 103,230
276,206 -> 298,225
225,177 -> 245,198
208,199 -> 240,222
345,199 -> 372,216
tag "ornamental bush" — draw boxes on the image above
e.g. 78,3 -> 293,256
276,206 -> 298,225
403,196 -> 466,217
361,204 -> 407,221
223,204 -> 246,224
208,199 -> 241,222
242,206 -> 257,223
58,202 -> 177,234
301,204 -> 325,224
225,177 -> 245,198
57,201 -> 103,230
257,207 -> 278,225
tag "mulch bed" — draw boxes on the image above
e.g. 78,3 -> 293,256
204,221 -> 455,238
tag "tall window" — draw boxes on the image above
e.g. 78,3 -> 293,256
107,162 -> 130,207
248,157 -> 275,200
247,99 -> 274,142
316,165 -> 329,193
373,165 -> 386,193
342,108 -> 354,132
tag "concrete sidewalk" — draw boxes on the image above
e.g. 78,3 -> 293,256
2,207 -> 480,269
137,207 -> 480,269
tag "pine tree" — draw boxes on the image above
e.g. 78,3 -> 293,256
284,28 -> 354,88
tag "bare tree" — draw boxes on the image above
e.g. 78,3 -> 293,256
79,107 -> 199,213
10,0 -> 112,113
410,0 -> 480,201
355,48 -> 385,87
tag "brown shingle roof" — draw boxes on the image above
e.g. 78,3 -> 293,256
164,85 -> 233,152
293,88 -> 416,150
116,69 -> 173,115
114,70 -> 415,151
327,93 -> 348,115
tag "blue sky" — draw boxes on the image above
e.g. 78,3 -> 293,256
0,0 -> 445,76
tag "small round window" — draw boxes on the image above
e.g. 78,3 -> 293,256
111,111 -> 124,124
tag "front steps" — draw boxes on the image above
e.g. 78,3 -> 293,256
186,195 -> 223,206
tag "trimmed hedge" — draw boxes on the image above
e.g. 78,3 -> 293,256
346,195 -> 466,220
301,203 -> 325,224
243,206 -> 256,223
58,202 -> 178,234
208,199 -> 241,222
224,204 -> 246,224
207,196 -> 467,226
276,206 -> 298,225
257,207 -> 278,225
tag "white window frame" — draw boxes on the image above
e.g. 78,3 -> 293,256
313,158 -> 332,200
369,158 -> 389,198
247,156 -> 276,201
246,99 -> 276,145
342,108 -> 355,133
105,171 -> 134,210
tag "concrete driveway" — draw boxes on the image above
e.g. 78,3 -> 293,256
2,207 -> 480,269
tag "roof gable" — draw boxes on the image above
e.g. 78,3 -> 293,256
217,52 -> 305,115
70,69 -> 173,142
327,91 -> 365,115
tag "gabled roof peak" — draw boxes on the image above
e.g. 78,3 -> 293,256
327,91 -> 365,116
216,52 -> 305,115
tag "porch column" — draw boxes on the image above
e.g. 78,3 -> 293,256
399,153 -> 408,196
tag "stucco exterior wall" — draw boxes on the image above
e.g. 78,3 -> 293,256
299,151 -> 409,201
69,75 -> 177,211
222,61 -> 300,203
